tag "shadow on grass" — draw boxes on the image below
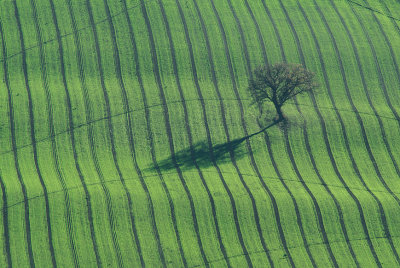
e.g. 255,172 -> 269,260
146,119 -> 281,172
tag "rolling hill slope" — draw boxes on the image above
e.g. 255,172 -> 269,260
1,0 -> 400,266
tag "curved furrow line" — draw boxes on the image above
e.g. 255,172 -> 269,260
64,0 -> 103,266
202,0 -> 262,265
282,126 -> 325,268
192,231 -> 400,268
191,0 -> 251,265
300,1 -> 374,265
373,0 -> 400,122
85,1 -> 126,266
102,0 -> 145,265
286,1 -> 400,265
299,2 -> 386,266
259,0 -> 358,265
331,0 -> 400,206
318,0 -> 399,264
253,8 -> 300,265
354,3 -> 400,173
14,1 -> 46,266
0,172 -> 10,267
6,166 -> 400,218
211,0 -> 273,265
120,0 -> 165,265
274,1 -> 338,266
239,0 -> 352,266
34,0 -> 78,266
314,0 -> 400,204
2,94 -> 399,159
140,1 -> 187,266
287,122 -> 337,267
289,1 -> 396,265
346,3 -> 400,262
260,0 -> 286,62
174,1 -> 230,265
360,0 -> 400,177
0,0 -> 153,64
241,0 -> 268,66
29,4 -> 58,266
328,0 -> 400,261
0,20 -> 12,268
156,0 -> 212,266
235,1 -> 297,262
260,123 -> 303,268
226,0 -> 304,266
47,3 -> 80,268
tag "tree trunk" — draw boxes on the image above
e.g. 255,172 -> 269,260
274,102 -> 284,121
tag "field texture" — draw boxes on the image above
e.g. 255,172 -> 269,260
1,0 -> 400,266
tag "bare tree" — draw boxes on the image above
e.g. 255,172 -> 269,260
248,63 -> 318,122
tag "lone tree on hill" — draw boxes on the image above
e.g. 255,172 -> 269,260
248,63 -> 318,122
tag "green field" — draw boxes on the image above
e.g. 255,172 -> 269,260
1,0 -> 400,266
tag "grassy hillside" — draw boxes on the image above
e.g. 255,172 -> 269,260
1,0 -> 400,266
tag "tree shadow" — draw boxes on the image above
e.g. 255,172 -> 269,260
146,119 -> 281,172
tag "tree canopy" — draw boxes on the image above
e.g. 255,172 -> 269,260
248,63 -> 318,121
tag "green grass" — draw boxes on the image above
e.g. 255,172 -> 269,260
1,0 -> 400,266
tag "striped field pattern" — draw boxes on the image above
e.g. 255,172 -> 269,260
1,0 -> 400,266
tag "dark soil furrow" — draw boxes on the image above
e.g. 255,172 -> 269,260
0,19 -> 12,268
103,0 -> 145,265
261,126 -> 301,267
157,0 -> 212,266
331,0 -> 400,208
315,0 -> 400,206
226,0 -> 294,266
2,94 -> 398,159
206,0 -> 263,266
6,165 -> 400,218
347,3 -> 400,263
64,0 -> 103,266
14,2 -> 46,266
0,173 -> 10,267
191,231 -> 400,268
192,0 -> 253,265
140,1 -> 187,266
240,0 -> 346,266
120,0 -> 165,265
260,0 -> 286,61
361,0 -> 400,178
282,125 -> 325,268
373,0 -> 400,123
34,0 -> 79,265
298,2 -> 371,266
85,1 -> 125,266
322,1 -> 399,265
255,5 -> 298,264
0,0 -> 150,64
275,1 -> 334,266
242,0 -> 268,65
175,0 -> 230,265
260,1 -> 353,266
